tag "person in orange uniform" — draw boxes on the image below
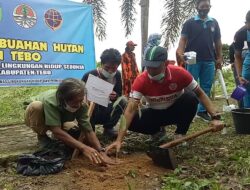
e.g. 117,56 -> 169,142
121,41 -> 140,97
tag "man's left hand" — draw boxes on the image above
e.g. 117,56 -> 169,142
209,120 -> 224,132
109,91 -> 117,101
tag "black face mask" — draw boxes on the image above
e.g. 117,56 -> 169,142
198,9 -> 210,18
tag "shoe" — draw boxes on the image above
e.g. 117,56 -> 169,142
174,134 -> 188,147
37,135 -> 53,148
103,128 -> 118,138
196,112 -> 211,122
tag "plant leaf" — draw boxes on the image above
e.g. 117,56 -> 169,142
83,0 -> 107,40
112,96 -> 125,108
120,0 -> 138,36
161,0 -> 196,46
119,114 -> 127,132
110,96 -> 126,117
138,105 -> 142,118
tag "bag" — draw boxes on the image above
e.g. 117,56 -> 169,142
17,141 -> 71,176
17,154 -> 65,176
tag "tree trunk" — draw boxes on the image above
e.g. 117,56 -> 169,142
140,0 -> 149,69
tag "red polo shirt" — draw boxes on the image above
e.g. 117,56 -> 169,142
131,65 -> 198,109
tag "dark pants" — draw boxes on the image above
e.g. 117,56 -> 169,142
129,92 -> 199,135
90,98 -> 127,130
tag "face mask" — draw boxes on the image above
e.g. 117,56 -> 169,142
102,69 -> 116,79
148,73 -> 165,81
198,9 -> 210,18
64,103 -> 79,113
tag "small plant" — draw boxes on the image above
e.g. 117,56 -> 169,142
229,150 -> 250,176
161,175 -> 221,190
111,96 -> 142,133
124,176 -> 135,190
127,169 -> 137,178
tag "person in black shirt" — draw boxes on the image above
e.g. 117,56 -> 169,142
234,10 -> 250,108
176,0 -> 222,122
82,48 -> 127,138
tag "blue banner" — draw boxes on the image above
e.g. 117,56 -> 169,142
0,0 -> 96,86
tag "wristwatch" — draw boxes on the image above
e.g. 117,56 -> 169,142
97,147 -> 106,152
211,114 -> 221,120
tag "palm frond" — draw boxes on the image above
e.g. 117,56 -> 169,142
83,0 -> 107,41
120,0 -> 138,37
182,0 -> 197,18
161,0 -> 196,47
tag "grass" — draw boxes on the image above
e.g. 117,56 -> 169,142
160,132 -> 250,189
158,104 -> 250,190
0,86 -> 56,126
212,68 -> 236,98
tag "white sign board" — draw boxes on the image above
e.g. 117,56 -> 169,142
85,74 -> 114,107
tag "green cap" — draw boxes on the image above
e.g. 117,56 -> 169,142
144,46 -> 168,68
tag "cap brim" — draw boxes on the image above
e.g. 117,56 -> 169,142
128,44 -> 137,46
143,60 -> 163,68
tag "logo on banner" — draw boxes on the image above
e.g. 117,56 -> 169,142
13,4 -> 37,28
44,9 -> 63,31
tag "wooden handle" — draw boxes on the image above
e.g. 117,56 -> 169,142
160,127 -> 215,149
71,102 -> 96,159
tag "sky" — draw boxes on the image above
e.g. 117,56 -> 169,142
72,0 -> 250,69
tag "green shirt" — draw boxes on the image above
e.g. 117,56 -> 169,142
39,90 -> 92,132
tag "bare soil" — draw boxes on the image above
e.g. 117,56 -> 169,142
0,153 -> 170,190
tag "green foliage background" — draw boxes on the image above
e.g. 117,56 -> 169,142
0,86 -> 55,126
0,69 -> 235,126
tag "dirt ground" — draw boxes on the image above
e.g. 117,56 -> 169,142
0,153 -> 170,190
0,124 -> 171,190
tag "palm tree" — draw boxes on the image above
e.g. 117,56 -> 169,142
161,0 -> 196,47
83,0 -> 107,41
83,0 -> 197,51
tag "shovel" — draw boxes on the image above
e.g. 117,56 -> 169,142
147,125 -> 224,170
217,69 -> 230,105
217,69 -> 236,111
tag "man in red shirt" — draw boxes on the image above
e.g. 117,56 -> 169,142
106,46 -> 223,152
